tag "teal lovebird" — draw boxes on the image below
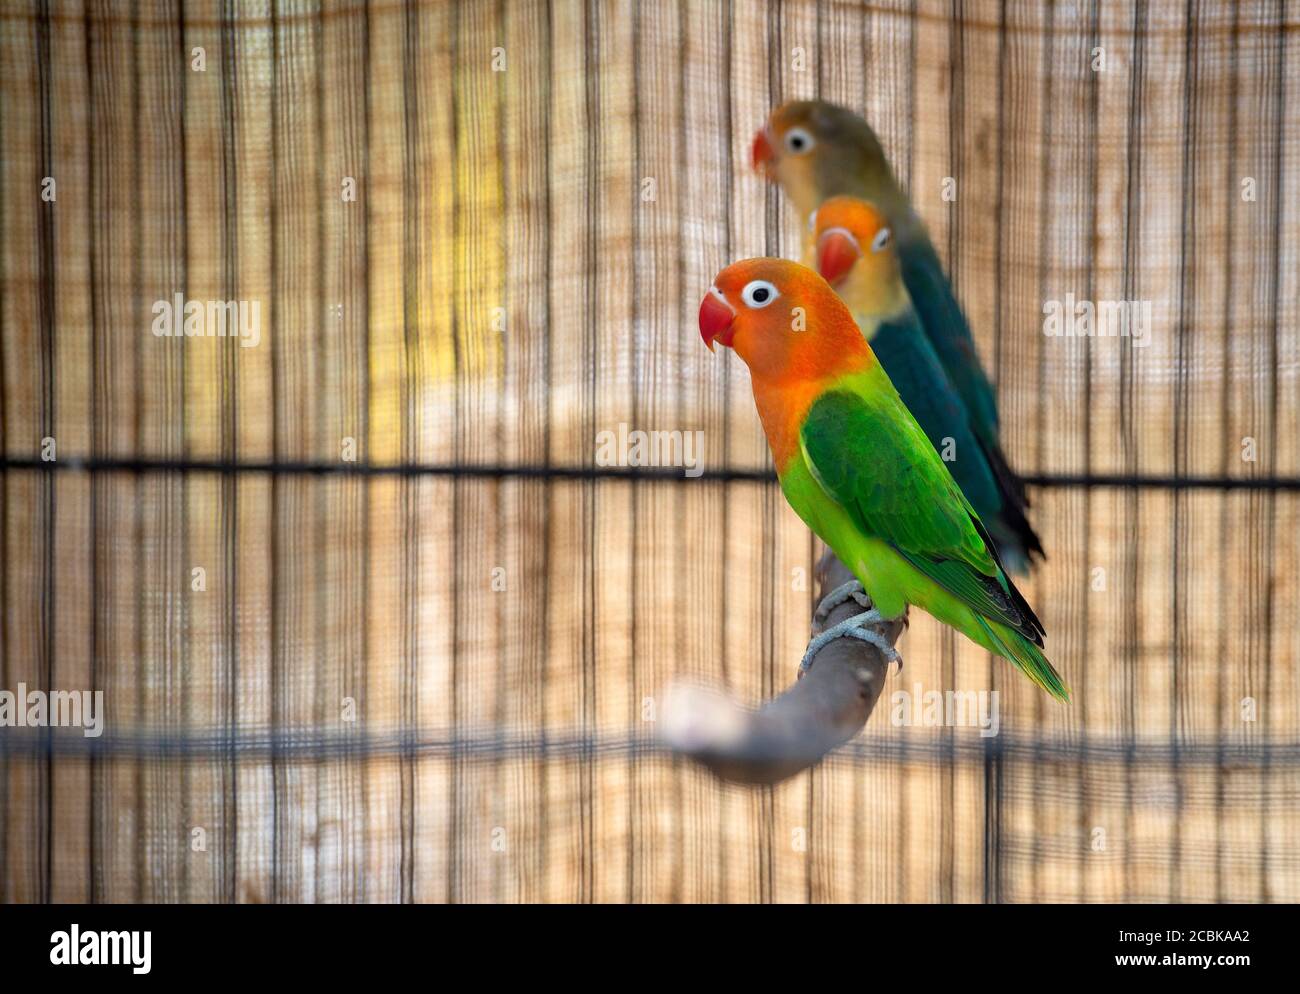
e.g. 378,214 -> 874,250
752,100 -> 1042,573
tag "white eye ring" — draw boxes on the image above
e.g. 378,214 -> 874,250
784,127 -> 815,154
870,227 -> 892,253
741,280 -> 780,309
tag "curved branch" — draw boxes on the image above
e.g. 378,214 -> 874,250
661,552 -> 904,785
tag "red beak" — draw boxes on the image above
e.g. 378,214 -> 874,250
750,128 -> 775,171
816,228 -> 862,286
699,290 -> 736,352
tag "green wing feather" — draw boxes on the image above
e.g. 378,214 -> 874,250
798,385 -> 1046,651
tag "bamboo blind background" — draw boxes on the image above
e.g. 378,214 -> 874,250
1,0 -> 1298,903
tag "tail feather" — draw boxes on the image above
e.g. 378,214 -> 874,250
977,437 -> 1045,573
975,616 -> 1070,702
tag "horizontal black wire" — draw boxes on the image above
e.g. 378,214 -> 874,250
0,726 -> 1296,767
0,455 -> 772,483
1019,472 -> 1300,491
3,455 -> 1299,491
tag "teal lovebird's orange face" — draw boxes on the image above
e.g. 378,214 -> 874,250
807,196 -> 914,327
811,196 -> 898,284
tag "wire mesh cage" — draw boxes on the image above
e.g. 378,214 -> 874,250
1,0 -> 1298,903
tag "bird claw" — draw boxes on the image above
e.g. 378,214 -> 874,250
813,579 -> 872,621
799,608 -> 903,676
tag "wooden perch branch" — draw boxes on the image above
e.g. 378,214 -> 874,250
661,551 -> 904,785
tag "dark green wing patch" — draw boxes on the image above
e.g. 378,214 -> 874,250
896,231 -> 1000,442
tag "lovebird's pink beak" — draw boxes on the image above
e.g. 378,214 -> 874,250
750,128 -> 775,172
816,228 -> 862,287
699,290 -> 736,352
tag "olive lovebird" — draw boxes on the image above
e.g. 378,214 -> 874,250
810,196 -> 1042,573
752,100 -> 1042,572
698,257 -> 1069,701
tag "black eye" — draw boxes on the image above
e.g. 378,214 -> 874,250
784,127 -> 815,154
741,280 -> 780,308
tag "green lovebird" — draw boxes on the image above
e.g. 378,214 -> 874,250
698,257 -> 1069,701
752,100 -> 1042,572
811,196 -> 1042,573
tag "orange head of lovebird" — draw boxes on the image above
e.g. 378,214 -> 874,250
809,196 -> 908,319
698,258 -> 872,383
750,100 -> 896,218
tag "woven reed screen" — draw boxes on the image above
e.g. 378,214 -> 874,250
1,0 -> 1297,903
